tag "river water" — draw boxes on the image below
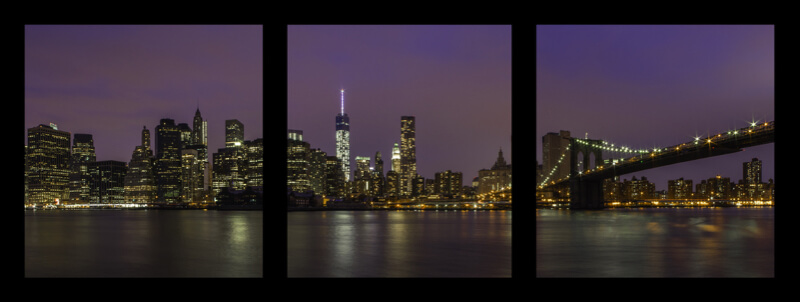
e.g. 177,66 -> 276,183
287,210 -> 512,278
536,207 -> 774,277
25,210 -> 263,278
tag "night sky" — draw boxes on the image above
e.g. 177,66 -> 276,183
25,25 -> 263,164
288,25 -> 512,186
537,25 -> 774,191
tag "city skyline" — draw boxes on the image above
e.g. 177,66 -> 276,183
288,25 -> 512,187
537,25 -> 774,191
25,25 -> 263,164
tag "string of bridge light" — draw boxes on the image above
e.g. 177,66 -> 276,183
538,142 -> 571,188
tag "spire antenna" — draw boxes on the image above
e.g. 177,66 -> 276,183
340,89 -> 345,115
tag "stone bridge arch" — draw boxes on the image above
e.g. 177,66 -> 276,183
570,138 -> 603,176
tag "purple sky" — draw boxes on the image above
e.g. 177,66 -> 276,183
287,25 -> 511,186
537,25 -> 774,191
25,25 -> 263,164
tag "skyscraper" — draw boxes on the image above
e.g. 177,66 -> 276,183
743,158 -> 762,184
26,123 -> 71,204
69,133 -> 96,202
391,142 -> 401,172
124,126 -> 156,203
400,116 -> 416,196
192,107 -> 209,190
336,89 -> 351,182
155,118 -> 182,203
225,119 -> 244,148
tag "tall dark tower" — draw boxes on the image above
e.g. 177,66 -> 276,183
69,133 -> 96,202
155,118 -> 182,203
743,158 -> 762,184
400,116 -> 416,196
124,126 -> 156,203
336,89 -> 351,182
191,107 -> 209,191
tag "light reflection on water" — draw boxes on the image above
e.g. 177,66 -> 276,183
25,210 -> 263,278
288,210 -> 512,278
536,207 -> 774,277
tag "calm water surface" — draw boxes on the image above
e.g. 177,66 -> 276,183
25,210 -> 262,278
537,207 -> 774,277
288,210 -> 512,278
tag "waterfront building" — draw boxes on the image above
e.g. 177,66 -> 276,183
308,148 -> 327,195
225,119 -> 244,148
603,176 -> 623,202
69,133 -> 96,202
324,156 -> 344,198
181,148 -> 203,203
88,160 -> 127,203
155,118 -> 182,204
26,123 -> 71,204
621,176 -> 655,200
478,148 -> 512,194
696,175 -> 733,200
354,156 -> 371,195
213,147 -> 247,194
385,170 -> 399,197
400,116 -> 416,196
124,126 -> 156,203
336,89 -> 351,182
244,138 -> 263,188
435,170 -> 463,197
286,136 -> 310,193
667,177 -> 693,199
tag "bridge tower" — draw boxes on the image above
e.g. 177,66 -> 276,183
569,137 -> 605,209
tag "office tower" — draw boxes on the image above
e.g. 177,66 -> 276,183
88,160 -> 127,203
385,170 -> 399,197
541,131 -> 571,185
226,119 -> 244,148
374,151 -> 384,177
181,148 -> 203,203
354,156 -> 371,195
667,177 -> 693,199
478,148 -> 512,194
192,107 -> 208,146
308,148 -> 327,194
435,170 -> 463,197
336,89 -> 351,182
26,123 -> 71,204
288,129 -> 303,142
391,142 -> 400,172
286,137 -> 310,193
69,133 -> 96,202
124,126 -> 156,203
178,123 -> 192,148
743,158 -> 762,184
400,116 -> 416,196
374,151 -> 384,196
244,138 -> 263,188
155,118 -> 182,203
192,107 -> 209,189
324,156 -> 344,198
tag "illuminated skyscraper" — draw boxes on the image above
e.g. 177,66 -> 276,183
26,123 -> 71,204
336,89 -> 351,182
400,116 -> 416,196
225,119 -> 244,148
391,142 -> 400,172
124,126 -> 156,203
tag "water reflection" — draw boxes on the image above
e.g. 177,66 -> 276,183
536,207 -> 774,277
